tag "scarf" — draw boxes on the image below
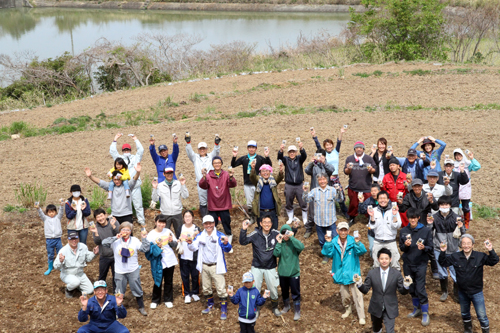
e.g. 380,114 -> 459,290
72,198 -> 84,230
165,179 -> 173,186
355,153 -> 365,166
247,154 -> 257,174
120,238 -> 131,263
256,175 -> 277,192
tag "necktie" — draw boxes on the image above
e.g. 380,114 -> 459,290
382,271 -> 387,291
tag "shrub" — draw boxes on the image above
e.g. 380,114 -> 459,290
89,185 -> 107,211
473,204 -> 500,219
15,182 -> 47,208
141,174 -> 153,210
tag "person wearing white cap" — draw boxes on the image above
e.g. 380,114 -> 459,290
187,215 -> 232,320
437,159 -> 469,215
151,167 -> 189,238
231,140 -> 272,222
278,140 -> 308,225
77,280 -> 128,333
423,170 -> 452,214
185,133 -> 221,217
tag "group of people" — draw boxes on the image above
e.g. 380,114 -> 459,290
34,128 -> 497,333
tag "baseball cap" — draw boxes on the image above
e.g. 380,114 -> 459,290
202,215 -> 215,224
247,140 -> 257,147
68,230 -> 79,240
411,178 -> 423,186
198,142 -> 208,149
93,280 -> 107,289
158,145 -> 168,152
444,159 -> 454,165
164,167 -> 174,173
337,222 -> 349,230
121,143 -> 132,151
407,148 -> 417,156
70,184 -> 81,192
242,271 -> 254,283
427,170 -> 439,177
288,145 -> 297,152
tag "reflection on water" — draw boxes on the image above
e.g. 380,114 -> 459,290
0,7 -> 349,58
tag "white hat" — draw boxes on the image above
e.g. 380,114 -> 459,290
164,167 -> 174,173
198,142 -> 208,149
247,140 -> 257,147
202,215 -> 215,223
337,222 -> 349,230
444,159 -> 454,165
287,145 -> 297,152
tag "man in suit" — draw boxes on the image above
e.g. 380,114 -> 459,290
355,248 -> 412,333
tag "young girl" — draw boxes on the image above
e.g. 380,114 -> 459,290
411,136 -> 447,180
370,137 -> 390,184
453,148 -> 481,229
107,158 -> 131,199
178,210 -> 201,304
36,200 -> 64,275
146,214 -> 178,309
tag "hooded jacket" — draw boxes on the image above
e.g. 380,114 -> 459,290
437,170 -> 469,207
277,149 -> 307,185
305,160 -> 335,189
399,190 -> 439,226
198,170 -> 237,211
399,222 -> 433,265
239,227 -> 280,269
37,206 -> 63,239
453,148 -> 481,200
321,235 -> 366,285
149,143 -> 179,183
231,154 -> 272,186
230,286 -> 267,322
273,225 -> 304,277
429,211 -> 466,253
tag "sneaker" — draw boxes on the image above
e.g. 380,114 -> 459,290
65,289 -> 73,298
150,303 -> 157,309
192,295 -> 200,302
165,302 -> 173,308
432,272 -> 440,280
359,318 -> 366,325
185,296 -> 192,304
304,231 -> 312,239
322,256 -> 329,264
348,217 -> 356,227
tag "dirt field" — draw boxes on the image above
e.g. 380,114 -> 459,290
1,62 -> 500,332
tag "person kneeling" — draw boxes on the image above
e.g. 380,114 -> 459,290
77,280 -> 128,333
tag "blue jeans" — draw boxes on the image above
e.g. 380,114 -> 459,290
434,250 -> 457,281
459,290 -> 489,328
77,321 -> 129,333
316,223 -> 338,249
109,179 -> 130,192
69,229 -> 89,244
46,238 -> 62,262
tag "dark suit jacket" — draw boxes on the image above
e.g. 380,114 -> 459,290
357,267 -> 408,319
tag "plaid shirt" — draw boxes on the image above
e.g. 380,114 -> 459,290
303,185 -> 342,227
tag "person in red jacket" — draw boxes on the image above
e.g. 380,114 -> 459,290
199,156 -> 237,246
382,156 -> 409,227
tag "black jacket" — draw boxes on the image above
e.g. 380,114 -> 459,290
399,223 -> 433,265
231,154 -> 272,186
439,249 -> 499,295
239,228 -> 280,269
277,149 -> 307,185
430,211 -> 465,252
372,151 -> 390,179
398,190 -> 439,225
359,197 -> 378,237
437,171 -> 469,207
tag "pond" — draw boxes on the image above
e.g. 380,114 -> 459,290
0,7 -> 350,59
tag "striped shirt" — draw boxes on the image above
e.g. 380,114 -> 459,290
303,185 -> 341,227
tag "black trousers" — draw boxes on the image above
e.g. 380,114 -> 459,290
115,214 -> 134,224
257,209 -> 278,230
98,256 -> 116,291
239,321 -> 256,333
152,266 -> 175,303
179,258 -> 199,296
209,210 -> 232,236
165,214 -> 183,238
429,250 -> 438,273
403,262 -> 428,304
371,310 -> 395,333
279,276 -> 301,302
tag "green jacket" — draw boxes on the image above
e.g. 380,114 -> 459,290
250,169 -> 284,217
273,225 -> 304,277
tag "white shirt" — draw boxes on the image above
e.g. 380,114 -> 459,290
374,155 -> 385,182
111,237 -> 143,274
202,232 -> 218,264
180,225 -> 197,261
147,229 -> 178,268
380,267 -> 390,290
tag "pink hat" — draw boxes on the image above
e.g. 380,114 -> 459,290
259,164 -> 273,173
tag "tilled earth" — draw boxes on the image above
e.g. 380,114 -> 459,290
1,63 -> 500,332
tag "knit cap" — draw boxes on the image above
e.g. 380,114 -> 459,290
354,141 -> 365,150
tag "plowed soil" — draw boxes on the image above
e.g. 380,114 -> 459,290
1,62 -> 500,333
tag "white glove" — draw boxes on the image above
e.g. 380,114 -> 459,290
403,275 -> 413,288
353,274 -> 363,287
150,200 -> 157,209
176,242 -> 184,255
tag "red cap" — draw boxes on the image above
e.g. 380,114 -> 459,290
122,143 -> 132,150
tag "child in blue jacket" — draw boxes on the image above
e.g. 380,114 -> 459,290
229,272 -> 268,333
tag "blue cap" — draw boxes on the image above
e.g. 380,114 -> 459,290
93,280 -> 107,289
242,271 -> 254,283
158,145 -> 168,152
427,170 -> 439,177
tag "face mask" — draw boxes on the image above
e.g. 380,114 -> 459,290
123,153 -> 131,157
72,191 -> 81,197
439,207 -> 450,214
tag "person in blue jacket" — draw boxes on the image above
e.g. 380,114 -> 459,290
411,136 -> 446,180
322,221 -> 367,326
149,135 -> 179,183
229,271 -> 268,333
77,280 -> 128,333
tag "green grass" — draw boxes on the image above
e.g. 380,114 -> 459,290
403,69 -> 432,76
3,205 -> 27,213
353,72 -> 371,78
189,92 -> 206,103
89,185 -> 107,211
15,182 -> 47,208
473,204 -> 500,219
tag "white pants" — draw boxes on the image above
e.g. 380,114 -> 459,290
197,184 -> 208,206
244,185 -> 256,209
131,179 -> 144,225
61,273 -> 93,294
372,241 -> 401,270
251,266 -> 280,300
339,283 -> 365,319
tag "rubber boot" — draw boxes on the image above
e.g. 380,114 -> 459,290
271,299 -> 281,317
463,320 -> 473,333
286,210 -> 294,225
407,298 -> 422,318
281,299 -> 291,314
220,300 -> 228,320
481,327 -> 490,333
341,305 -> 352,319
228,235 -> 233,253
202,296 -> 214,314
136,296 -> 147,316
421,303 -> 430,326
293,301 -> 301,321
453,282 -> 460,303
65,288 -> 73,298
439,279 -> 448,302
464,211 -> 470,229
44,261 -> 54,276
